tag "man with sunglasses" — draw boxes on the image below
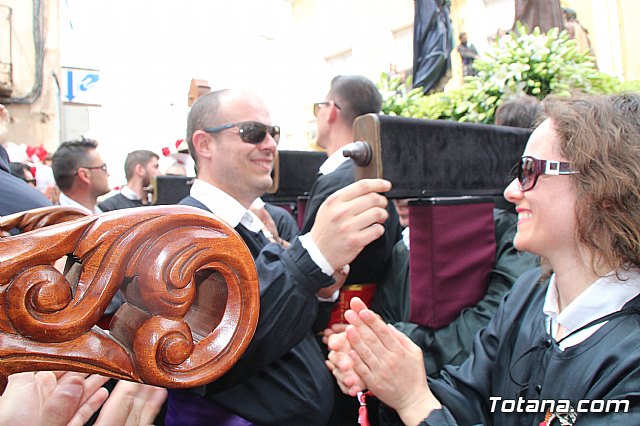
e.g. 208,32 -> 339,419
52,137 -> 111,215
307,78 -> 401,317
303,74 -> 402,425
166,89 -> 391,426
306,75 -> 401,309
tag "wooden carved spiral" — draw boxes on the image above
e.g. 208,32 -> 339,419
0,205 -> 259,388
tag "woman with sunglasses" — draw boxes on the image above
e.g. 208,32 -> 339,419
327,92 -> 640,425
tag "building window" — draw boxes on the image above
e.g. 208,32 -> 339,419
391,24 -> 413,77
325,49 -> 353,77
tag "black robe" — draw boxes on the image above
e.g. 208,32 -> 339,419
264,202 -> 299,242
0,145 -> 51,218
301,160 -> 401,286
413,267 -> 640,425
166,196 -> 334,426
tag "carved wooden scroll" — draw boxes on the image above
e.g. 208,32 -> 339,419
0,205 -> 260,388
0,205 -> 89,236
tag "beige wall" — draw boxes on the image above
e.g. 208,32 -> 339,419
292,0 -> 415,147
0,0 -> 60,152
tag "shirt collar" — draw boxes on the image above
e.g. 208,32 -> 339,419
59,192 -> 102,215
189,179 -> 264,232
121,185 -> 141,201
543,269 -> 640,335
318,147 -> 350,175
402,227 -> 410,250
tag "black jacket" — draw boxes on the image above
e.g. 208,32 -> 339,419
167,195 -> 334,426
0,145 -> 51,217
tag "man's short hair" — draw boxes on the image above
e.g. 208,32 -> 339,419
327,75 -> 382,126
9,162 -> 31,181
495,95 -> 541,129
186,90 -> 229,165
124,150 -> 159,181
52,136 -> 98,191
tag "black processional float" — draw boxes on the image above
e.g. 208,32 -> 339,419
344,113 -> 532,329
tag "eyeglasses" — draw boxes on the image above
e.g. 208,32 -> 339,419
203,121 -> 280,144
78,163 -> 108,173
25,179 -> 36,186
313,101 -> 341,117
514,156 -> 579,192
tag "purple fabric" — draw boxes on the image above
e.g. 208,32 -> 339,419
408,200 -> 496,329
165,390 -> 254,426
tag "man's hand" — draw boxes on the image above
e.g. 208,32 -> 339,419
250,202 -> 290,247
310,179 -> 391,271
317,265 -> 349,300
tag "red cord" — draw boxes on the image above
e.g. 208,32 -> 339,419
357,391 -> 374,426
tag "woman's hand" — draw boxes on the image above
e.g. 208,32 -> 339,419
341,297 -> 442,425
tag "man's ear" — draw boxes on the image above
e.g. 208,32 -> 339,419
327,102 -> 340,123
134,163 -> 145,177
76,168 -> 91,185
192,130 -> 213,160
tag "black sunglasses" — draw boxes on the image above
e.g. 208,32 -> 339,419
203,121 -> 280,144
313,101 -> 341,117
514,156 -> 579,192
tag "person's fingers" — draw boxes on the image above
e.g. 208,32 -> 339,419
389,323 -> 421,351
322,323 -> 347,345
36,375 -> 85,426
346,321 -> 383,374
349,296 -> 368,313
325,359 -> 336,372
94,381 -> 167,426
327,347 -> 354,372
343,309 -> 361,326
348,347 -> 372,381
329,179 -> 391,204
138,386 -> 168,425
67,388 -> 109,426
327,355 -> 365,397
326,330 -> 348,352
358,308 -> 403,352
94,381 -> 137,426
54,373 -> 109,407
336,192 -> 389,221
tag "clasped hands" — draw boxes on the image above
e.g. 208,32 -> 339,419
326,297 -> 442,426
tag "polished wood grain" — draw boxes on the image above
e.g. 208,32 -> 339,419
0,205 -> 259,388
0,205 -> 89,236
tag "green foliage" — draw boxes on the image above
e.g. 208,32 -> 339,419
616,79 -> 640,93
378,22 -> 625,124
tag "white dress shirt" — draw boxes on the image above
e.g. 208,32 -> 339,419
59,192 -> 102,215
543,268 -> 640,350
189,179 -> 334,276
318,146 -> 351,176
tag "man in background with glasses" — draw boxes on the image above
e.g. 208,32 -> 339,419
303,75 -> 402,424
166,89 -> 391,426
52,137 -> 110,215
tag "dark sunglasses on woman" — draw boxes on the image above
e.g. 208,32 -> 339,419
511,155 -> 579,192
